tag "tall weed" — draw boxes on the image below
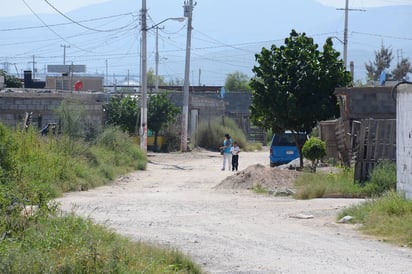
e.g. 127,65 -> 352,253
294,167 -> 364,199
0,214 -> 202,273
338,191 -> 412,247
197,117 -> 247,150
362,161 -> 396,196
0,122 -> 199,273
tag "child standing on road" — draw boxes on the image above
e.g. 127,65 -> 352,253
230,141 -> 240,171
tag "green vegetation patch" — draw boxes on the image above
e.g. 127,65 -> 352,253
294,168 -> 364,199
0,213 -> 202,273
0,121 -> 202,273
338,191 -> 412,247
294,161 -> 397,199
252,184 -> 269,194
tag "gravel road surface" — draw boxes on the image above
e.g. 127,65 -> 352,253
57,149 -> 412,274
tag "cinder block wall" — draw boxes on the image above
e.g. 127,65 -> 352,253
335,87 -> 396,120
0,91 -> 107,129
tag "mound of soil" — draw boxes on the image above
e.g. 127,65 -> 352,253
215,164 -> 299,192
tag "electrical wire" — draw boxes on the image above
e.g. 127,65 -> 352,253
21,0 -> 94,53
194,29 -> 256,54
43,0 -> 133,32
0,12 -> 136,32
352,31 -> 412,41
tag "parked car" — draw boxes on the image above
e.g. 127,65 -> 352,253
269,131 -> 308,167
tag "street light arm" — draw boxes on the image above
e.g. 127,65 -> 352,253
146,17 -> 185,31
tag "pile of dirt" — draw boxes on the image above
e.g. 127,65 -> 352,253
214,164 -> 299,193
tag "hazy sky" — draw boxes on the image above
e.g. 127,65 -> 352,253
1,0 -> 110,17
2,0 -> 411,17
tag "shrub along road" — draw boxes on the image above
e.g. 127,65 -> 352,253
57,149 -> 412,273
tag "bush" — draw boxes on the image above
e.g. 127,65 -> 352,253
302,137 -> 326,172
362,161 -> 396,196
197,117 -> 247,151
244,142 -> 263,151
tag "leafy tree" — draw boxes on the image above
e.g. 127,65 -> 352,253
147,91 -> 180,151
104,95 -> 139,134
0,69 -> 22,88
249,29 -> 351,167
392,58 -> 412,81
365,44 -> 393,81
147,68 -> 166,89
302,137 -> 326,172
224,71 -> 251,91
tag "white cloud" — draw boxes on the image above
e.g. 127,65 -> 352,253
1,0 -> 110,17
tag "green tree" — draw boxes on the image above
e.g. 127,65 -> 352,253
104,95 -> 139,134
302,137 -> 326,172
249,29 -> 351,167
392,58 -> 412,81
365,44 -> 393,81
224,71 -> 251,91
147,91 -> 180,151
147,68 -> 166,90
0,69 -> 22,88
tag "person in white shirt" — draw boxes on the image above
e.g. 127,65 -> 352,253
230,141 -> 240,171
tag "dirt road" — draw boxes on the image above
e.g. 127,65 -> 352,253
57,149 -> 412,274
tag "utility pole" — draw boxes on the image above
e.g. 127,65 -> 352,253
140,0 -> 148,153
397,49 -> 403,65
343,0 -> 349,70
181,0 -> 194,152
155,26 -> 164,93
13,63 -> 19,78
155,19 -> 184,93
61,44 -> 70,65
30,55 -> 36,79
337,0 -> 365,70
105,60 -> 108,87
140,12 -> 183,151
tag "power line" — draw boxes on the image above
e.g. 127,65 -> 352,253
194,29 -> 256,54
0,12 -> 135,32
42,0 -> 133,33
21,0 -> 94,53
352,31 -> 412,41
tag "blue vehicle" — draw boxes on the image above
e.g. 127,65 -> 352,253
269,131 -> 308,167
